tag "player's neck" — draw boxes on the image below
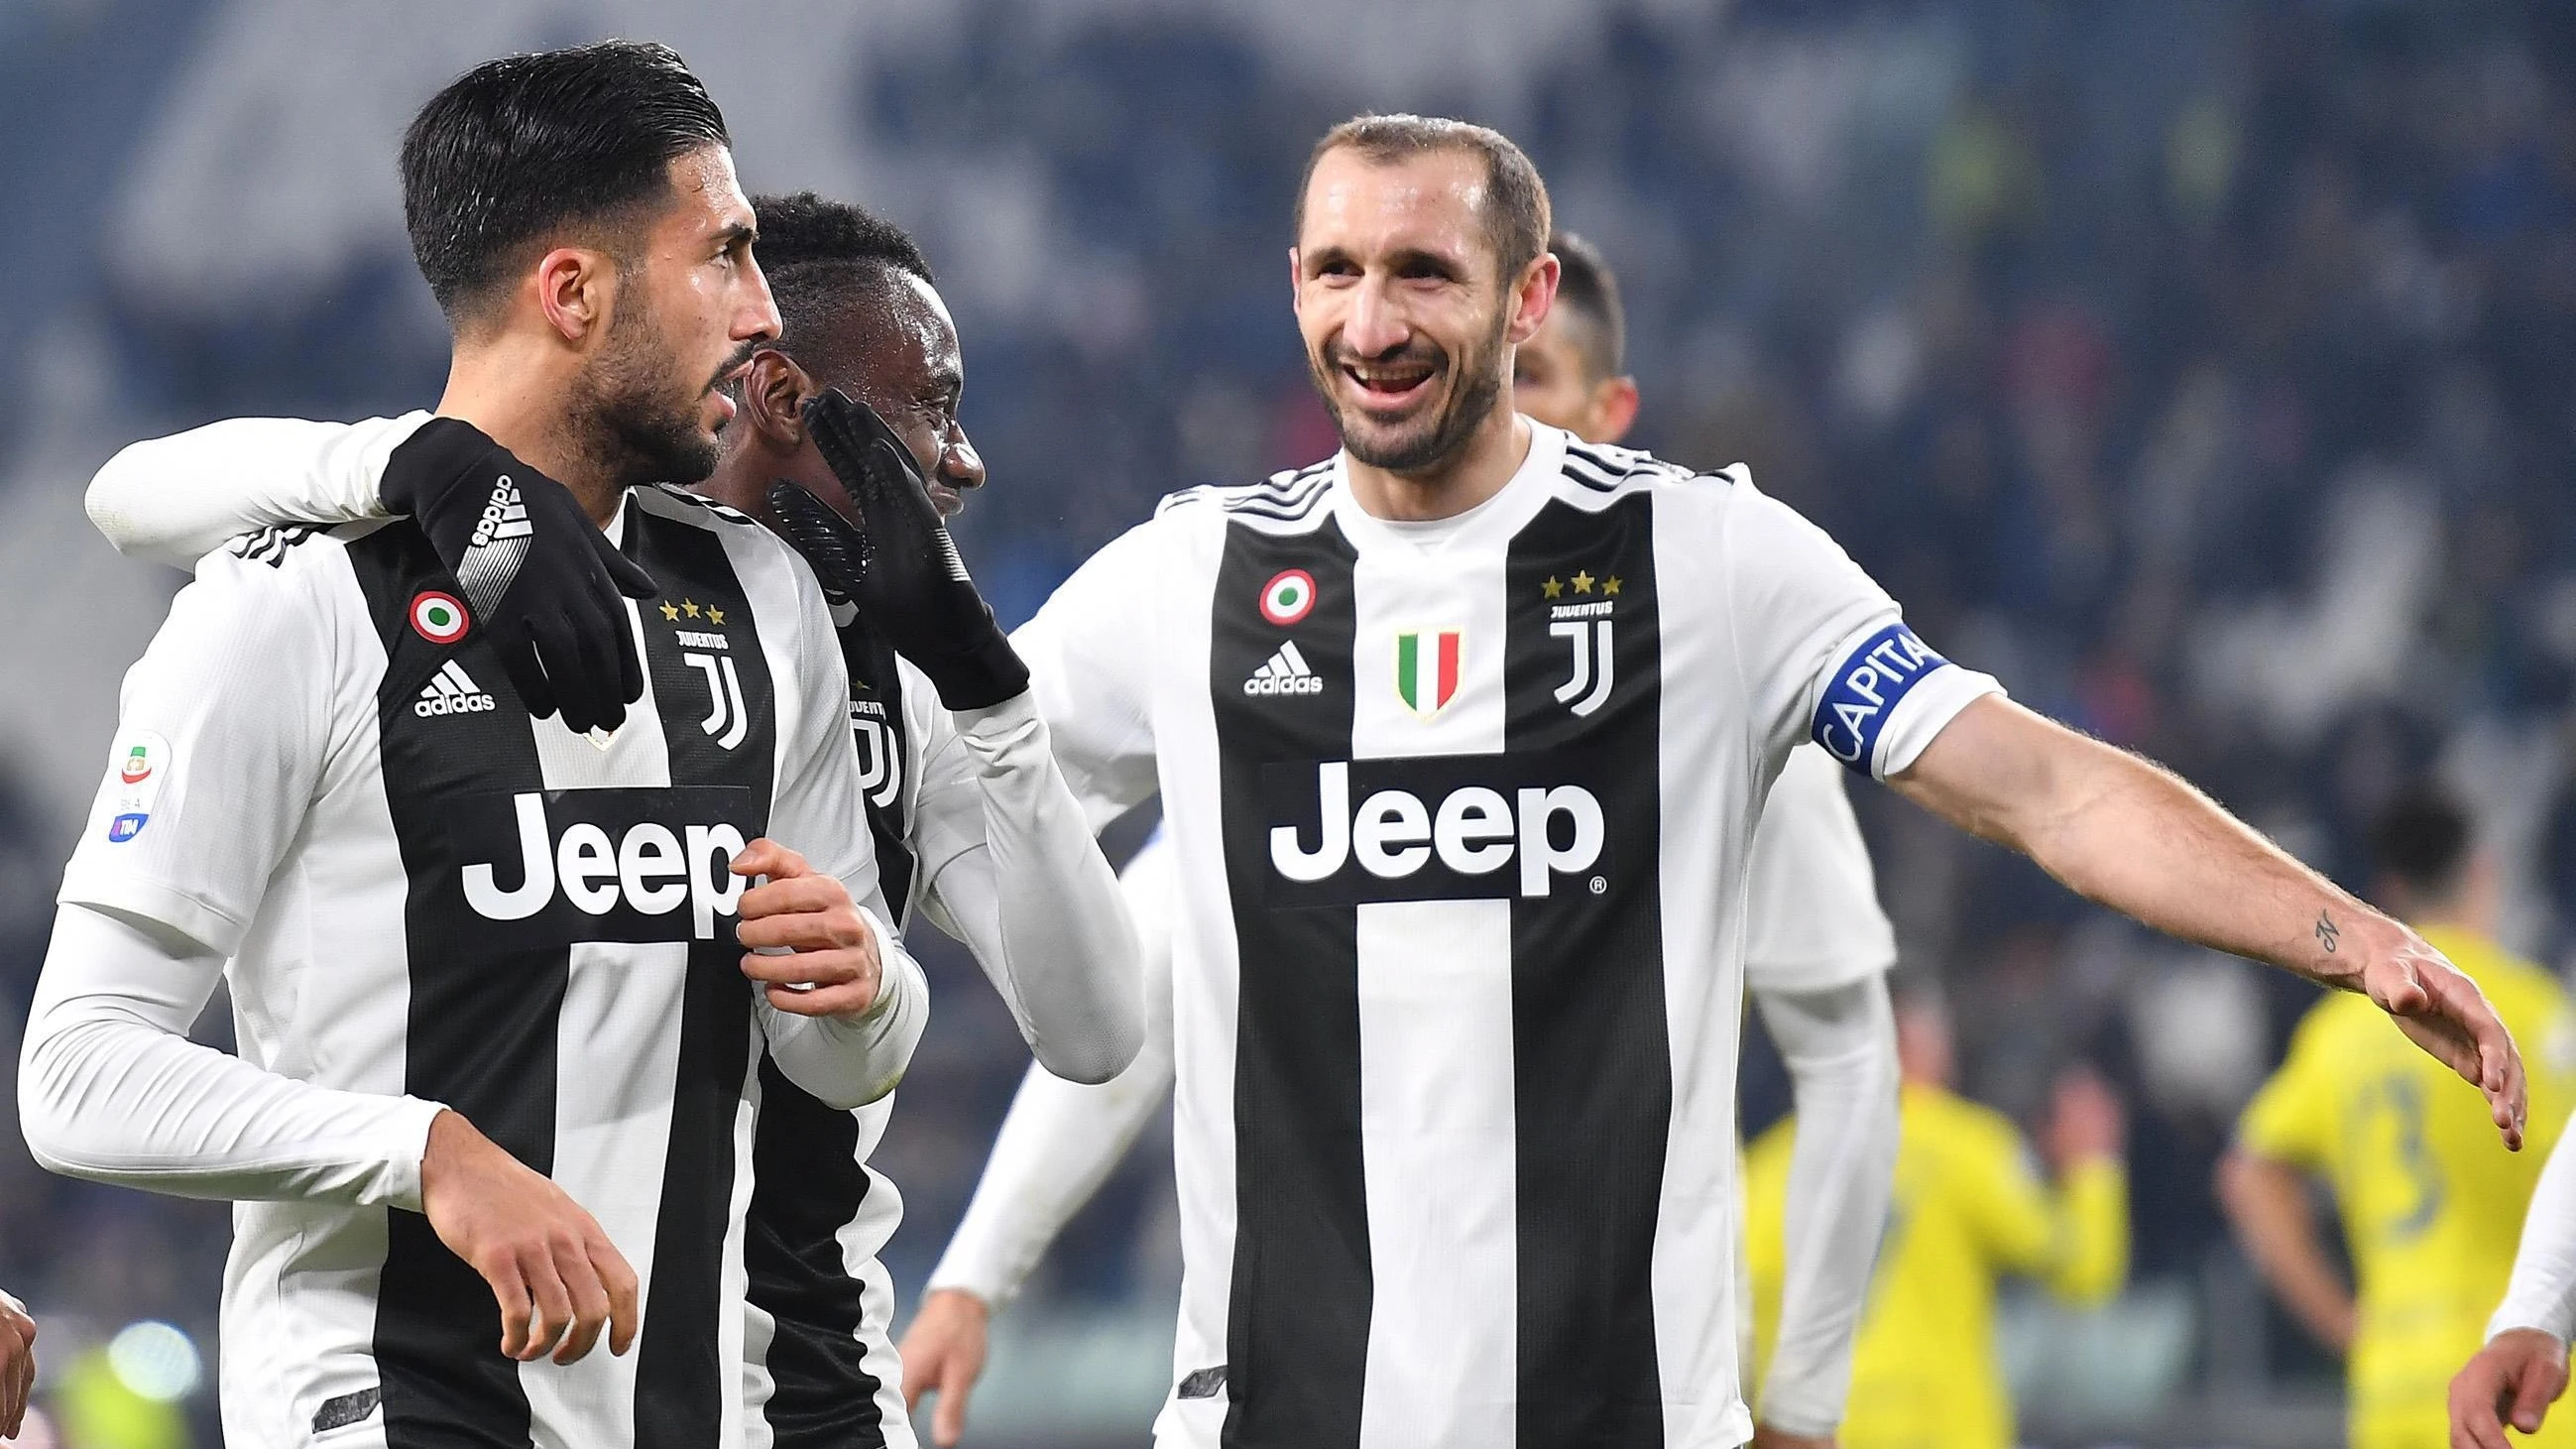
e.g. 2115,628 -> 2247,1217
693,439 -> 773,527
436,343 -> 625,528
1342,408 -> 1533,523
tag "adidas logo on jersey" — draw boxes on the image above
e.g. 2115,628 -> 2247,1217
1244,642 -> 1325,696
414,661 -> 498,717
469,476 -> 532,549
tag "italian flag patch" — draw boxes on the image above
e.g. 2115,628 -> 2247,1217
1394,629 -> 1463,718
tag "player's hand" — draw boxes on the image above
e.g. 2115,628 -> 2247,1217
418,1110 -> 638,1365
733,839 -> 883,1018
1747,1425 -> 1833,1449
2453,1327 -> 2572,1448
2365,931 -> 2527,1149
899,1287 -> 993,1448
2043,1065 -> 2126,1171
0,1288 -> 36,1440
382,418 -> 657,735
770,389 -> 1029,709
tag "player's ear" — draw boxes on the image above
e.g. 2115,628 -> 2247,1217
1591,376 -> 1641,444
740,349 -> 812,449
1505,252 -> 1559,347
533,246 -> 616,345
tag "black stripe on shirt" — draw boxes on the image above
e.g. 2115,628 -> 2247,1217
1503,492 -> 1671,1446
626,505 -> 778,1449
1211,517 -> 1369,1449
349,523 -> 554,1449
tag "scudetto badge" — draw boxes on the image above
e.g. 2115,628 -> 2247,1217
410,591 -> 470,646
1259,569 -> 1316,627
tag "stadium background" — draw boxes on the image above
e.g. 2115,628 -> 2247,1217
2,0 -> 2572,1443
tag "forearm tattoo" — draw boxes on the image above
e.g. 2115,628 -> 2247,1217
2315,910 -> 2340,955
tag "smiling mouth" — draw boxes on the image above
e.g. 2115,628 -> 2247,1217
1341,356 -> 1440,409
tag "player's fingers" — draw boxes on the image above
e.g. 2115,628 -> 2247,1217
740,946 -> 865,985
595,1234 -> 642,1358
518,1248 -> 576,1363
2454,1380 -> 2509,1449
492,626 -> 563,723
897,1333 -> 939,1409
484,1253 -> 534,1360
736,908 -> 867,954
551,1239 -> 614,1365
2512,1361 -> 2561,1433
564,596 -> 629,734
935,1353 -> 975,1448
731,838 -> 810,882
763,976 -> 881,1019
735,874 -> 848,921
529,610 -> 602,737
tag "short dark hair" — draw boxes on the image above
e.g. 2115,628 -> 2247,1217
1549,230 -> 1625,382
1297,114 -> 1552,280
2371,783 -> 2475,903
750,191 -> 934,364
401,40 -> 730,320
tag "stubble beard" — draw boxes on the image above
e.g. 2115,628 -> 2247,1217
568,298 -> 729,490
1312,306 -> 1511,476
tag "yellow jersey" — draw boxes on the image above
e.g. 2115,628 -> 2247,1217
2236,925 -> 2576,1449
1745,1083 -> 2127,1449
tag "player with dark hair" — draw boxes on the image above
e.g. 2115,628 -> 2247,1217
89,104 -> 2536,1449
2223,783 -> 2575,1449
28,42 -> 933,1449
81,185 -> 1147,1449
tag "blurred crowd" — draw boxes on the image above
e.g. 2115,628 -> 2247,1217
6,0 -> 2576,1440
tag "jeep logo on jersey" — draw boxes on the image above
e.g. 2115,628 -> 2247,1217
455,786 -> 759,942
1263,756 -> 1607,905
1812,622 -> 1952,773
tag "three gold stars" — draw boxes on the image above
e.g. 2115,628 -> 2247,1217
1542,571 -> 1624,600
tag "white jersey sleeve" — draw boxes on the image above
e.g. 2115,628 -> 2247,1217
1742,745 -> 1898,993
2492,1102 -> 2576,1343
751,543 -> 927,1111
22,539 -> 447,1207
1009,519 -> 1171,829
926,832 -> 1179,1307
88,415 -> 423,569
1719,478 -> 2002,779
1743,976 -> 1900,1434
907,664 -> 1145,1087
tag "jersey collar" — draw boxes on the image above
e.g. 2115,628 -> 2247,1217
1327,420 -> 1570,556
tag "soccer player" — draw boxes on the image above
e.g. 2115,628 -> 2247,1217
987,113 -> 2520,1448
79,191 -> 1151,1448
19,43 -> 932,1448
106,110 -> 2528,1448
1745,991 -> 2129,1449
2220,785 -> 2576,1449
900,230 -> 1904,1449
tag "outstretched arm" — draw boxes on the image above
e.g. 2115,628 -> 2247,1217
1891,695 -> 2526,1147
87,415 -> 421,569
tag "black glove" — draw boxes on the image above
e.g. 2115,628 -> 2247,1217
773,389 -> 1029,709
382,418 -> 658,734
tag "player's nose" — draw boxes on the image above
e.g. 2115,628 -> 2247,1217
735,255 -> 783,344
942,423 -> 986,493
1343,276 -> 1411,359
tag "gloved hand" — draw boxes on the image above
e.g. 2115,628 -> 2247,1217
771,390 -> 1029,710
382,418 -> 657,734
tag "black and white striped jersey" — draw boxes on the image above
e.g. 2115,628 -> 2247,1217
744,605 -> 1142,1449
52,486 -> 917,1449
1013,423 -> 2000,1449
